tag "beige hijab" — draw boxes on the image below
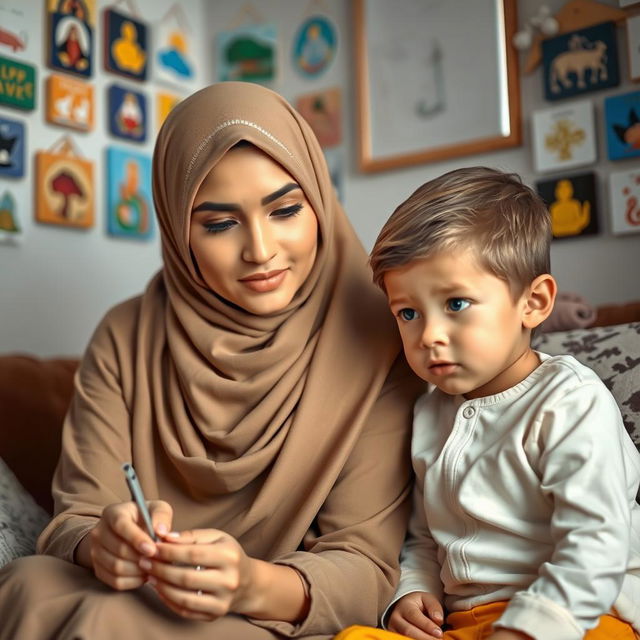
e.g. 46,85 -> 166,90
51,82 -> 409,560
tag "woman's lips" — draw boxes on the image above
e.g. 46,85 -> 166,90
239,270 -> 287,293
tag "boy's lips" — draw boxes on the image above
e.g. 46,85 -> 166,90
428,361 -> 458,376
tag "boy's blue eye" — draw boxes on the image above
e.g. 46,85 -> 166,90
447,298 -> 470,312
398,308 -> 419,322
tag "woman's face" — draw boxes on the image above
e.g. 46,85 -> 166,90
189,144 -> 319,315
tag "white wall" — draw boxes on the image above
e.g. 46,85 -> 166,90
1,0 -> 638,357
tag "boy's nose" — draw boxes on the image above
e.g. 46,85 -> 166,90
420,321 -> 448,349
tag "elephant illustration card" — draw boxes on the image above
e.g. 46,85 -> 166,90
542,21 -> 619,101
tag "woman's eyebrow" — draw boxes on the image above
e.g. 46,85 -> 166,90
261,183 -> 301,205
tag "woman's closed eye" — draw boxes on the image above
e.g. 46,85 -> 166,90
271,203 -> 303,219
203,219 -> 237,233
447,298 -> 470,313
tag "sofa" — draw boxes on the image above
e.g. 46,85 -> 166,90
1,302 -> 639,568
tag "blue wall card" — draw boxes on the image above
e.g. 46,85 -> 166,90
605,90 -> 640,161
106,146 -> 153,240
107,84 -> 147,142
542,21 -> 619,101
292,15 -> 337,77
103,8 -> 148,81
0,116 -> 25,178
49,11 -> 93,77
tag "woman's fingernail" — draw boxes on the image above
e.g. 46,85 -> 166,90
166,531 -> 180,538
139,558 -> 152,571
432,629 -> 442,638
140,542 -> 155,556
157,523 -> 168,535
146,575 -> 157,586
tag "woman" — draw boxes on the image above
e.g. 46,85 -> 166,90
0,82 -> 422,639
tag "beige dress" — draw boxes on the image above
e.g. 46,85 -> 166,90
0,82 -> 423,639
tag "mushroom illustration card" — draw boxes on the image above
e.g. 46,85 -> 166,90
103,8 -> 148,81
106,146 -> 153,240
532,100 -> 597,173
541,22 -> 619,102
107,84 -> 147,142
604,90 -> 640,160
35,147 -> 94,228
48,0 -> 95,78
535,172 -> 599,239
0,116 -> 25,178
46,73 -> 94,131
608,168 -> 640,234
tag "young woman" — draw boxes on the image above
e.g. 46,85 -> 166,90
0,82 -> 422,639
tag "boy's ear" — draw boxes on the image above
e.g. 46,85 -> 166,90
522,274 -> 557,329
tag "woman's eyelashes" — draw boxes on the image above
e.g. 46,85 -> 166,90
271,203 -> 303,218
203,219 -> 236,233
201,203 -> 304,234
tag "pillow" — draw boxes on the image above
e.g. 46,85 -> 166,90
0,457 -> 50,568
533,322 -> 640,448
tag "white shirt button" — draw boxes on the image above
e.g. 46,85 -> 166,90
462,406 -> 475,419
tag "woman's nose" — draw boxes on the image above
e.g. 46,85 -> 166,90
242,220 -> 277,264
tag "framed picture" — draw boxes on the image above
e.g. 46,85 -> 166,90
156,91 -> 181,132
0,2 -> 30,56
627,14 -> 640,82
296,87 -> 342,148
35,139 -> 94,228
292,15 -> 337,78
47,0 -> 95,77
531,99 -> 597,173
535,172 -> 598,239
153,4 -> 197,88
353,0 -> 521,173
0,190 -> 22,245
604,90 -> 640,160
103,8 -> 148,81
216,23 -> 277,84
0,116 -> 26,178
106,147 -> 153,240
46,73 -> 94,131
0,56 -> 36,110
608,168 -> 640,234
107,84 -> 147,143
541,22 -> 619,101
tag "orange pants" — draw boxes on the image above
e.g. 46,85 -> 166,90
333,601 -> 637,640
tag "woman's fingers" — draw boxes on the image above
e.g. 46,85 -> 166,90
148,500 -> 174,538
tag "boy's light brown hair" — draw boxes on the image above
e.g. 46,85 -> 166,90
370,166 -> 552,298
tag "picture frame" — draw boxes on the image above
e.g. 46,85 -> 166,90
604,90 -> 640,160
608,168 -> 640,234
107,84 -> 147,143
627,14 -> 640,82
0,116 -> 26,178
296,87 -> 342,148
0,190 -> 22,245
103,8 -> 148,81
531,99 -> 597,173
353,0 -> 521,173
47,0 -> 95,78
46,73 -> 94,131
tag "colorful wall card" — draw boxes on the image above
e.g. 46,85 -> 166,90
604,90 -> 640,161
532,100 -> 597,173
106,147 -> 153,240
535,172 -> 599,239
608,169 -> 640,235
48,0 -> 95,77
154,4 -> 196,87
0,191 -> 22,245
0,3 -> 29,55
542,21 -> 619,101
156,91 -> 181,132
46,74 -> 94,131
292,15 -> 336,77
107,84 -> 147,143
0,56 -> 36,110
296,87 -> 342,148
627,14 -> 640,82
35,141 -> 94,229
103,9 -> 148,81
216,24 -> 277,84
0,116 -> 25,178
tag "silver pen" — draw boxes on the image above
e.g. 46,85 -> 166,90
122,463 -> 157,541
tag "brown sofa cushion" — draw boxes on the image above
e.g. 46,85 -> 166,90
0,355 -> 78,513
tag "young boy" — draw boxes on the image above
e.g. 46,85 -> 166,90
335,168 -> 640,640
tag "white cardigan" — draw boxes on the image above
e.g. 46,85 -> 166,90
388,353 -> 640,640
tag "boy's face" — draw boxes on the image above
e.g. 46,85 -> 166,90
384,249 -> 539,399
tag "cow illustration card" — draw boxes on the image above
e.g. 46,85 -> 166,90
0,116 -> 25,178
608,168 -> 640,234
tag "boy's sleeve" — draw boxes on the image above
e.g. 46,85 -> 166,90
495,380 -> 640,640
381,472 -> 444,626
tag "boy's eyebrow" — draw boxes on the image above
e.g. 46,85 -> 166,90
191,182 -> 301,213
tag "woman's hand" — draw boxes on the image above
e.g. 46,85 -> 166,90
78,500 -> 173,591
388,591 -> 444,640
139,528 -> 256,622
